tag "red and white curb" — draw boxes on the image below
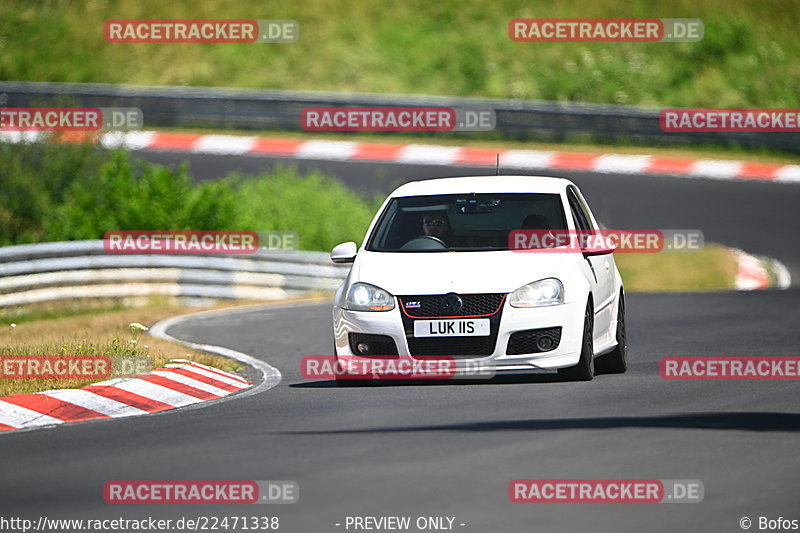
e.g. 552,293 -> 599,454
0,303 -> 289,434
732,249 -> 791,291
2,130 -> 799,184
0,360 -> 250,432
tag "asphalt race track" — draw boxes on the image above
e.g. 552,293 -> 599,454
2,152 -> 799,533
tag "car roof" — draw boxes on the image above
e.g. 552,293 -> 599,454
389,176 -> 575,197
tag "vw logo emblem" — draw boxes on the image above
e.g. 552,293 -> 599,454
441,293 -> 464,314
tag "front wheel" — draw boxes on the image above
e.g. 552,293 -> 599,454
558,302 -> 594,381
596,293 -> 627,374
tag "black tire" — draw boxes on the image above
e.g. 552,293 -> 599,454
596,293 -> 628,374
558,301 -> 595,381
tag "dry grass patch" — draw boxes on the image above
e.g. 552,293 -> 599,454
0,295 -> 331,396
0,305 -> 244,396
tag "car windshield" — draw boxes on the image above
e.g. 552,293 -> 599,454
366,193 -> 568,252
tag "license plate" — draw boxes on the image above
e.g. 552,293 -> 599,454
413,319 -> 490,337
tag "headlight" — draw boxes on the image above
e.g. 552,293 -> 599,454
509,278 -> 564,308
345,283 -> 395,311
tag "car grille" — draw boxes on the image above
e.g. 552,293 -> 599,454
398,293 -> 505,357
348,333 -> 399,356
506,327 -> 562,355
398,293 -> 505,318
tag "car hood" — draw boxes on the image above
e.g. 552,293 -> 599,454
352,250 -> 569,295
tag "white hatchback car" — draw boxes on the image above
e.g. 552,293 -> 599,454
330,176 -> 627,384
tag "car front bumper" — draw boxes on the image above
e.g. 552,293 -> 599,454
332,297 -> 585,374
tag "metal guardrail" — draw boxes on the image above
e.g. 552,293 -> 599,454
2,81 -> 797,152
0,241 -> 349,307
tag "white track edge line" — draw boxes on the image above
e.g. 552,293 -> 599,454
148,305 -> 287,406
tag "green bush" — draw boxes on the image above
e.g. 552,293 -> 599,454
227,167 -> 379,251
1,141 -> 378,251
44,152 -> 239,239
0,141 -> 109,244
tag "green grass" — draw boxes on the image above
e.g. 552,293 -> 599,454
1,0 -> 798,108
0,299 -> 133,327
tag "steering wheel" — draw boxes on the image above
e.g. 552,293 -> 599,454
421,235 -> 446,246
400,235 -> 448,250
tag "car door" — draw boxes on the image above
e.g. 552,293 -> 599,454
566,186 -> 614,347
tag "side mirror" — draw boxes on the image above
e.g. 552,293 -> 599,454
331,241 -> 358,263
583,246 -> 615,257
582,234 -> 616,257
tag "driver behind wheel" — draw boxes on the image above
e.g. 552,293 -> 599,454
421,211 -> 453,245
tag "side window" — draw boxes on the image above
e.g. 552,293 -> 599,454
573,187 -> 598,230
367,200 -> 398,249
566,188 -> 592,232
569,207 -> 583,232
